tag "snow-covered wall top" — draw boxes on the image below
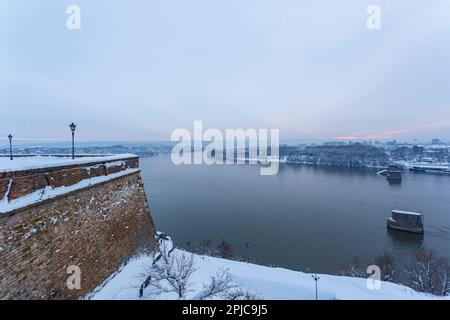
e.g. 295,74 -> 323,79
0,154 -> 138,173
0,154 -> 140,213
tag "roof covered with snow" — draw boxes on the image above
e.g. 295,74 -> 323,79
392,209 -> 423,216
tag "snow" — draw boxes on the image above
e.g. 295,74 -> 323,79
395,160 -> 450,170
83,160 -> 125,175
105,160 -> 125,168
0,154 -> 137,173
0,168 -> 140,214
90,236 -> 447,300
392,209 -> 422,216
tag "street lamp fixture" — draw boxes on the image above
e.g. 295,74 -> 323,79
244,242 -> 251,260
312,274 -> 320,300
8,134 -> 13,160
69,122 -> 77,159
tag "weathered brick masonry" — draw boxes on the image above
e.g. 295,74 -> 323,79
0,157 -> 140,200
0,156 -> 158,299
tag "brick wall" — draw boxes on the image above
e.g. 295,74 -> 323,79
0,157 -> 139,201
0,158 -> 158,299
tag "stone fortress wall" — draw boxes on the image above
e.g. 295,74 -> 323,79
0,155 -> 158,299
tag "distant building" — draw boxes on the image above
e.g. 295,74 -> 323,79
432,138 -> 441,145
412,145 -> 424,156
323,141 -> 347,146
387,140 -> 397,146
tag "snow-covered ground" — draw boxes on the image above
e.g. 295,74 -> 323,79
90,237 -> 446,300
394,160 -> 450,169
0,154 -> 137,173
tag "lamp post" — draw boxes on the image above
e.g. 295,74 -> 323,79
244,242 -> 251,260
69,122 -> 77,159
312,274 -> 320,300
8,134 -> 13,160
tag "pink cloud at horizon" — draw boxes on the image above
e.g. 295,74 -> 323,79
335,120 -> 450,141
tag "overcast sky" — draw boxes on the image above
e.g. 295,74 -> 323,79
1,0 -> 450,142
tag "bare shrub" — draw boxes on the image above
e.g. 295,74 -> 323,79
374,252 -> 395,282
194,239 -> 234,259
335,249 -> 449,297
436,258 -> 450,296
225,289 -> 263,300
143,243 -> 197,299
340,256 -> 367,278
405,248 -> 450,296
195,239 -> 218,256
195,269 -> 236,300
217,240 -> 233,259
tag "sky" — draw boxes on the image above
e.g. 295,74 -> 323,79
1,0 -> 450,143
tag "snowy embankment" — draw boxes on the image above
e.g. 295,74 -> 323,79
90,235 -> 444,300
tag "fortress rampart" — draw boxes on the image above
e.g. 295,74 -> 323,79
0,155 -> 158,299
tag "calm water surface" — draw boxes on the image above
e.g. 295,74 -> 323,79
140,155 -> 450,275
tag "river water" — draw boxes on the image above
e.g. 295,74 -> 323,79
140,155 -> 450,275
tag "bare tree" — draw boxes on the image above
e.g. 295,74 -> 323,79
224,289 -> 263,300
340,256 -> 366,278
374,252 -> 395,282
217,240 -> 233,259
194,239 -> 234,259
405,248 -> 450,296
195,239 -> 217,256
138,272 -> 169,298
143,243 -> 197,299
405,248 -> 437,294
436,257 -> 450,297
195,269 -> 236,300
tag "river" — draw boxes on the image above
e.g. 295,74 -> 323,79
140,155 -> 450,276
